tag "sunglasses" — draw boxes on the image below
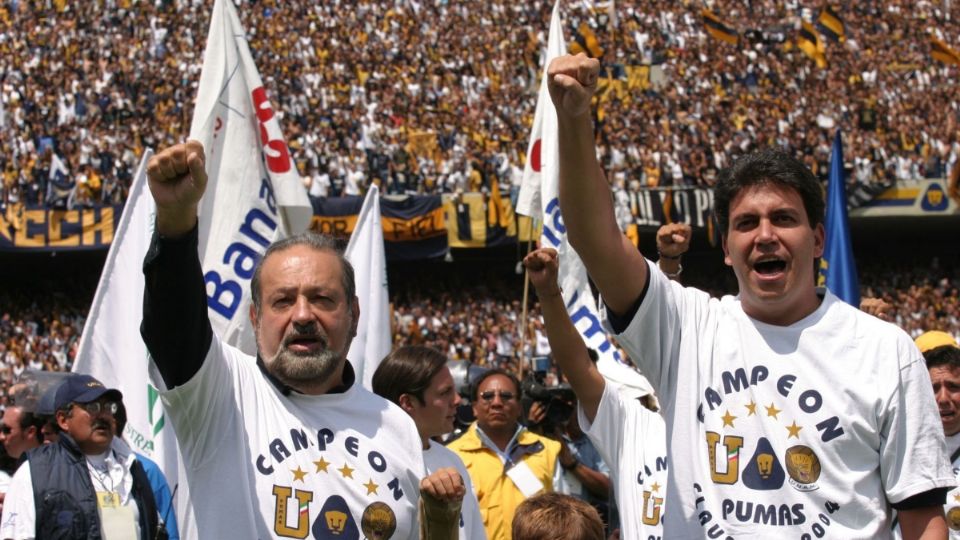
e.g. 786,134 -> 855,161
74,401 -> 120,416
479,390 -> 516,403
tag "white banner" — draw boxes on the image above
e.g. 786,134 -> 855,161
72,148 -> 185,531
515,1 -> 565,219
189,0 -> 313,356
344,185 -> 392,389
520,1 -> 656,398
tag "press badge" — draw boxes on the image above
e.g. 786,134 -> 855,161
505,462 -> 544,497
97,500 -> 137,539
96,491 -> 121,508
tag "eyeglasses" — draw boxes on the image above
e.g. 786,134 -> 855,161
74,401 -> 120,416
479,390 -> 516,403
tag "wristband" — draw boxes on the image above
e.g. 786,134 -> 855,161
664,263 -> 683,278
657,251 -> 681,260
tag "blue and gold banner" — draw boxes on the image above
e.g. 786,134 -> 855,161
0,205 -> 117,251
312,195 -> 447,260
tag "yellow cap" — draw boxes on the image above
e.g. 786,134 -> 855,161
915,331 -> 959,353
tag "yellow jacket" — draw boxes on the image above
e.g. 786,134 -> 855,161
447,423 -> 561,540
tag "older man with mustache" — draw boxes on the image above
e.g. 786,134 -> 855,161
0,373 -> 169,539
140,141 -> 462,540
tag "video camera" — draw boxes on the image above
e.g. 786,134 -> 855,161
521,376 -> 576,435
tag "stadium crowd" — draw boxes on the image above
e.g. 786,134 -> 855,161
2,255 -> 956,402
2,0 -> 960,216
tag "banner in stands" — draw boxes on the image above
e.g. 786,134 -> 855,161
0,206 -> 118,250
312,194 -> 448,260
5,182 -> 953,252
851,179 -> 960,216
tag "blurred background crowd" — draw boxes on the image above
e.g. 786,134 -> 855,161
2,0 -> 960,214
2,254 -> 957,401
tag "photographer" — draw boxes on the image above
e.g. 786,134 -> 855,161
524,374 -> 611,526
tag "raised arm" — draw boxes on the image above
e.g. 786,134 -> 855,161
141,141 -> 213,389
548,54 -> 647,315
656,223 -> 692,281
524,247 -> 605,422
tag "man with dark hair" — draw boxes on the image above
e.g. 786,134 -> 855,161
918,332 -> 960,537
447,369 -> 560,540
0,407 -> 42,461
373,345 -> 486,540
511,492 -> 604,540
0,373 -> 167,539
547,53 -> 953,538
142,141 -> 455,539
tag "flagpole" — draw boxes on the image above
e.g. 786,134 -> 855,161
517,217 -> 537,381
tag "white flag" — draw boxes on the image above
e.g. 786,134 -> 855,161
72,148 -> 186,529
189,0 -> 313,356
515,0 -> 565,219
519,0 -> 656,398
49,153 -> 69,182
344,185 -> 392,390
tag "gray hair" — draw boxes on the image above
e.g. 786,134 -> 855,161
250,232 -> 356,313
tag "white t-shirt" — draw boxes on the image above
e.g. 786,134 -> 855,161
943,432 -> 960,538
603,260 -> 954,538
157,338 -> 426,539
579,381 -> 667,540
423,441 -> 487,540
0,439 -> 141,540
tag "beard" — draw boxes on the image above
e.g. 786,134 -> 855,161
266,344 -> 342,384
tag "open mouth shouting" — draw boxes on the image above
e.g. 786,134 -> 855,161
753,257 -> 787,280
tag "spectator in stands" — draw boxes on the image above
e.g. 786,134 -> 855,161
5,0 -> 960,214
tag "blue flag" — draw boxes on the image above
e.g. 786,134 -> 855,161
818,131 -> 860,306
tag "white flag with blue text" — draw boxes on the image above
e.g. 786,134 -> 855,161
189,0 -> 313,356
517,0 -> 656,398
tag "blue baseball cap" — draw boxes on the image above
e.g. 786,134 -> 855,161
53,374 -> 123,412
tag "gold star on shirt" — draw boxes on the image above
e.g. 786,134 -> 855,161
650,482 -> 661,493
364,479 -> 379,495
745,401 -> 757,416
338,464 -> 355,479
721,410 -> 737,428
765,403 -> 782,419
314,457 -> 330,473
291,467 -> 307,482
786,421 -> 803,439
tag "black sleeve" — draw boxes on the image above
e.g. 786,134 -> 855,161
890,487 -> 949,511
603,268 -> 651,334
140,223 -> 213,389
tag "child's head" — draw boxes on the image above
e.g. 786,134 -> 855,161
511,492 -> 605,540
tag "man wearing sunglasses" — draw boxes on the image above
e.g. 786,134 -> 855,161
0,406 -> 42,463
0,373 -> 168,539
447,369 -> 561,540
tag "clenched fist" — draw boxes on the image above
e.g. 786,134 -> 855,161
146,140 -> 208,237
547,53 -> 600,120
